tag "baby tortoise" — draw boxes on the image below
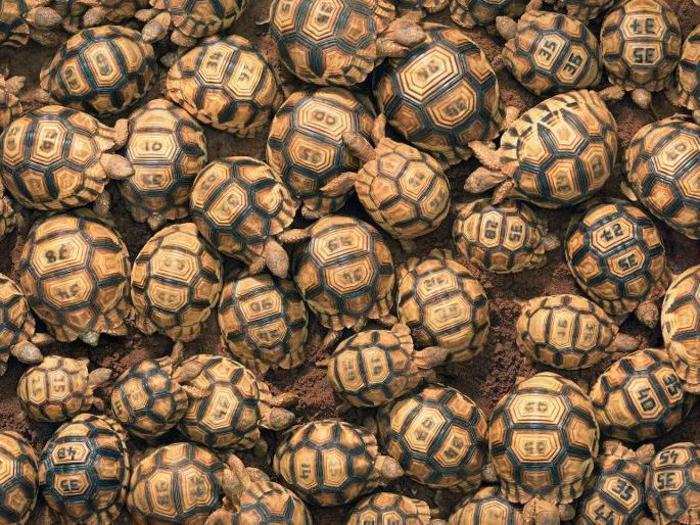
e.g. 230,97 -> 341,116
189,156 -> 297,278
453,198 -> 560,274
646,442 -> 700,525
39,25 -> 156,115
268,0 -> 425,86
489,372 -> 600,522
396,249 -> 490,363
266,87 -> 375,219
590,348 -> 692,442
516,294 -> 640,370
347,492 -> 443,525
0,105 -> 133,215
0,74 -> 23,131
122,98 -> 208,230
273,419 -> 403,507
166,35 -> 282,137
448,486 -> 524,525
565,200 -> 670,327
218,274 -> 308,375
39,414 -> 130,524
322,323 -> 447,409
322,115 -> 451,250
668,25 -> 700,123
525,0 -> 613,22
0,431 -> 39,525
378,384 -> 488,492
623,114 -> 699,240
464,90 -> 617,208
662,264 -> 700,393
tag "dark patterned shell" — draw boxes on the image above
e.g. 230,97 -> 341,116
565,200 -> 667,317
502,12 -> 601,95
672,25 -> 700,113
218,274 -> 308,374
516,294 -> 620,370
577,445 -> 648,524
178,355 -> 264,450
272,419 -> 386,507
0,1 -> 29,48
347,492 -> 432,525
646,442 -> 700,525
122,98 -> 208,228
379,384 -> 488,490
189,156 -> 298,263
500,90 -> 617,207
39,26 -> 156,115
448,486 -> 524,525
541,0 -> 613,21
662,264 -> 700,393
233,479 -> 312,525
39,414 -> 130,523
326,326 -> 418,407
356,137 -> 450,240
450,0 -> 524,28
130,222 -> 222,343
269,0 -> 395,86
291,215 -> 395,331
127,442 -> 225,525
17,356 -> 91,422
0,431 -> 38,525
453,199 -> 555,274
18,212 -> 131,343
166,35 -> 282,136
590,348 -> 690,442
0,274 -> 34,375
1,105 -> 119,211
600,0 -> 682,91
266,88 -> 374,217
152,0 -> 249,40
396,254 -> 489,362
624,115 -> 699,239
110,359 -> 189,439
489,372 -> 600,504
374,24 -> 504,166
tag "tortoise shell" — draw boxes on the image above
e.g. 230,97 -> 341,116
130,222 -> 222,343
662,264 -> 700,393
269,0 -> 396,86
189,156 -> 298,272
0,0 -> 29,48
0,105 -> 128,211
273,419 -> 402,507
0,273 -> 39,377
233,479 -> 312,525
40,25 -> 156,115
396,252 -> 489,363
0,196 -> 14,242
577,443 -> 648,525
16,356 -> 94,422
18,212 -> 131,344
325,323 -> 442,408
127,442 -> 226,525
110,358 -> 189,439
177,354 -> 275,450
290,215 -> 395,332
450,0 -> 524,28
378,384 -> 488,491
374,24 -> 504,166
39,414 -> 130,524
624,115 -> 699,239
266,88 -> 375,218
347,492 -> 432,525
565,200 -> 667,318
670,25 -> 700,115
600,0 -> 682,92
538,0 -> 614,21
122,98 -> 208,230
516,294 -> 624,370
0,431 -> 38,525
489,372 -> 600,504
590,348 -> 690,442
497,90 -> 617,207
218,274 -> 308,375
0,74 -> 23,131
646,442 -> 700,525
144,0 -> 248,43
501,12 -> 602,95
448,486 -> 524,525
166,35 -> 282,137
453,198 -> 558,274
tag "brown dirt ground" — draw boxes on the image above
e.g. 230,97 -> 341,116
0,1 -> 699,523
